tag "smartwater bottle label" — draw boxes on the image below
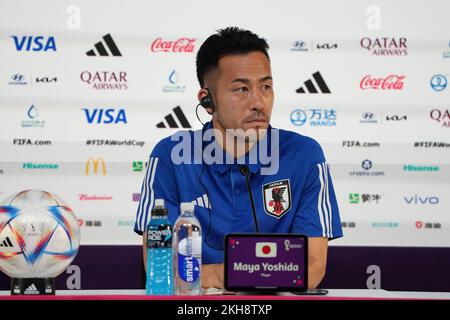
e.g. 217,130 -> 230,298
147,225 -> 172,248
177,236 -> 201,282
177,253 -> 200,283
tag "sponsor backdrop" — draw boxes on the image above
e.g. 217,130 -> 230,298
0,0 -> 449,291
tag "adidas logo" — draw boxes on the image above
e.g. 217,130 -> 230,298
24,284 -> 39,295
0,236 -> 13,247
191,194 -> 211,209
86,33 -> 122,57
296,71 -> 331,94
156,106 -> 192,128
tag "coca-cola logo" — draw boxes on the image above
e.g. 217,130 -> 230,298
360,75 -> 405,90
78,193 -> 113,201
360,37 -> 407,56
151,37 -> 196,53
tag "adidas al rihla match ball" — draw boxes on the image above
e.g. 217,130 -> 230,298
0,190 -> 80,278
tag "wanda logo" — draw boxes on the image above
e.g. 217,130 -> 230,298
151,37 -> 196,53
360,74 -> 405,90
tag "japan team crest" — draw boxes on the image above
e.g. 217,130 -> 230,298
262,179 -> 291,218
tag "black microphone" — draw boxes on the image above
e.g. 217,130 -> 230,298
239,165 -> 260,233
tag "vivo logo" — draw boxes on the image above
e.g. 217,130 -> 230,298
403,195 -> 439,204
11,36 -> 56,51
82,108 -> 127,124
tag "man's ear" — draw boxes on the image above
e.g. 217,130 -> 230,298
198,88 -> 214,115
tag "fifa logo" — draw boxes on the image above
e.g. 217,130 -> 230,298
284,240 -> 291,251
85,157 -> 106,175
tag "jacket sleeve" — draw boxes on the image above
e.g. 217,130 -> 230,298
134,139 -> 179,235
292,142 -> 343,239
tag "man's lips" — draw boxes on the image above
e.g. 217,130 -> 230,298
245,117 -> 267,124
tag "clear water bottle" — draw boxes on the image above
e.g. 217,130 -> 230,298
173,202 -> 202,295
145,199 -> 173,295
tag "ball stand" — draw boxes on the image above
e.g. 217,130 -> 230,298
11,278 -> 55,295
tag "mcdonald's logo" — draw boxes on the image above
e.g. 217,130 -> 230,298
85,157 -> 106,175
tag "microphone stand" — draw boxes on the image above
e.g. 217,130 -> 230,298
239,165 -> 260,233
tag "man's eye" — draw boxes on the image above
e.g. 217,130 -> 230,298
262,85 -> 272,90
235,87 -> 248,93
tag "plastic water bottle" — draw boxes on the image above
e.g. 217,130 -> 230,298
173,202 -> 202,295
145,199 -> 173,295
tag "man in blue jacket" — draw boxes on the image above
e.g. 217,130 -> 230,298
135,27 -> 342,289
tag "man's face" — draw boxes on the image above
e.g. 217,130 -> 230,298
203,51 -> 274,139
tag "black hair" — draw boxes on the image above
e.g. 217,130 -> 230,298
196,26 -> 270,88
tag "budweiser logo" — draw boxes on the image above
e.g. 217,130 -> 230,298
78,193 -> 113,201
360,75 -> 405,90
151,37 -> 196,53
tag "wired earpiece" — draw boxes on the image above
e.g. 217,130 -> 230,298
199,88 -> 215,113
196,87 -> 215,126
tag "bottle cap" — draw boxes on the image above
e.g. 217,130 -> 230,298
155,199 -> 165,208
151,199 -> 167,217
180,202 -> 195,212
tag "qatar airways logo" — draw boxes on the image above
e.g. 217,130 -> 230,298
360,75 -> 405,90
360,37 -> 407,56
80,71 -> 127,90
150,37 -> 196,53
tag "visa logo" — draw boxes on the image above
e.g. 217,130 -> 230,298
11,36 -> 57,51
403,195 -> 439,204
82,108 -> 127,124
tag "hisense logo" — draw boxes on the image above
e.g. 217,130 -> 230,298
22,163 -> 59,169
403,165 -> 439,172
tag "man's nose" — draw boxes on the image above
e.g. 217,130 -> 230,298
249,89 -> 264,112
